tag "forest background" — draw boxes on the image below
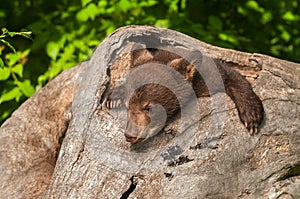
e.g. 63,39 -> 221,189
0,0 -> 299,124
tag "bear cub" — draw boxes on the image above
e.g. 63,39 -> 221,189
106,48 -> 264,144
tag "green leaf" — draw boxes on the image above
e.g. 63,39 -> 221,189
21,49 -> 31,58
81,0 -> 93,7
219,33 -> 228,41
86,3 -> 99,20
208,15 -> 223,31
0,10 -> 5,18
139,0 -> 157,7
181,0 -> 186,9
0,107 -> 13,122
6,52 -> 21,66
16,80 -> 35,97
12,64 -> 23,78
281,31 -> 291,42
0,58 -> 4,67
0,87 -> 22,103
46,41 -> 60,60
169,1 -> 179,12
1,28 -> 9,35
76,3 -> 99,21
49,62 -> 63,79
37,71 -> 50,86
8,31 -> 16,37
237,6 -> 247,15
155,19 -> 170,28
76,8 -> 90,22
246,0 -> 264,13
106,26 -> 116,35
0,67 -> 10,81
118,0 -> 132,11
282,11 -> 297,21
61,44 -> 75,59
191,23 -> 205,35
261,11 -> 272,24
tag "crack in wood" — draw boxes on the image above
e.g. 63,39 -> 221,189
279,163 -> 300,181
120,176 -> 137,199
167,155 -> 194,167
190,134 -> 225,150
164,172 -> 174,181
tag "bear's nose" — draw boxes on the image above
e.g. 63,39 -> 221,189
124,133 -> 137,142
124,133 -> 144,144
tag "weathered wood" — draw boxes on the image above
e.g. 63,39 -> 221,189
0,25 -> 299,199
0,63 -> 83,198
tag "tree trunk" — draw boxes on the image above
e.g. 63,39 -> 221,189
0,25 -> 299,199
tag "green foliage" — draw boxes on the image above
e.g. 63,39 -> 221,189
0,28 -> 33,121
0,0 -> 299,124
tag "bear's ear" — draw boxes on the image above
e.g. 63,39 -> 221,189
168,58 -> 186,74
185,64 -> 197,82
184,50 -> 203,81
169,58 -> 197,82
131,48 -> 154,67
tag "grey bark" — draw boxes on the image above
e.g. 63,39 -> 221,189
0,26 -> 299,199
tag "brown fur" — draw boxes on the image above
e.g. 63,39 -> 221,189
106,48 -> 264,144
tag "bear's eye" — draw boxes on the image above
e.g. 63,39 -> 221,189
145,105 -> 153,113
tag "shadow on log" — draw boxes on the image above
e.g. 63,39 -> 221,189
0,26 -> 299,199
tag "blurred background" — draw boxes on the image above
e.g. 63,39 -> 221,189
0,0 -> 299,124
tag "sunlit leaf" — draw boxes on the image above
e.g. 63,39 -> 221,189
12,64 -> 23,78
219,33 -> 228,41
76,3 -> 99,21
106,26 -> 116,35
271,37 -> 279,45
261,11 -> 272,24
181,0 -> 187,9
98,0 -> 107,7
16,80 -> 35,97
49,62 -> 63,79
46,41 -> 60,60
61,44 -> 75,60
0,67 -> 10,81
139,0 -> 157,7
155,19 -> 170,28
281,31 -> 291,42
237,6 -> 247,15
1,28 -> 8,35
21,49 -> 31,58
0,87 -> 22,103
118,0 -> 132,11
81,0 -> 93,7
0,58 -> 4,67
6,51 -> 22,66
169,1 -> 179,12
8,31 -> 16,37
86,3 -> 100,20
76,8 -> 90,22
38,71 -> 50,86
282,11 -> 297,21
0,107 -> 13,122
246,0 -> 264,13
